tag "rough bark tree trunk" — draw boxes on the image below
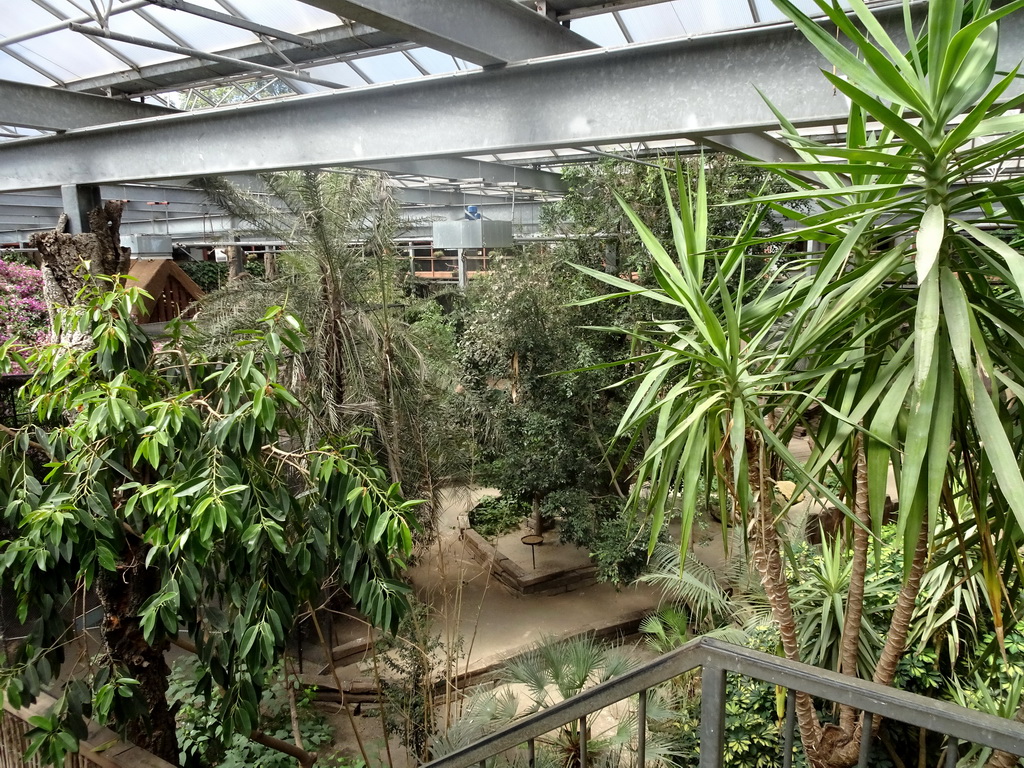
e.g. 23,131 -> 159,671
31,200 -> 180,763
744,430 -> 824,764
94,543 -> 179,764
29,201 -> 131,344
816,438 -> 873,766
227,243 -> 246,281
264,249 -> 279,281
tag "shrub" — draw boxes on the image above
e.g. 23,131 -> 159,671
169,660 -> 336,768
469,495 -> 530,538
0,258 -> 47,348
179,259 -> 265,292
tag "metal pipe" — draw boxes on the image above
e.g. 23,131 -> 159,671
142,0 -> 314,47
67,23 -> 343,89
579,716 -> 587,768
0,0 -> 150,48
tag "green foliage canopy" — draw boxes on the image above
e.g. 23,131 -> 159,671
0,278 -> 416,764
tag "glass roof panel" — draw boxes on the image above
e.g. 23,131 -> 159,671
569,13 -> 629,46
99,14 -> 194,65
405,47 -> 461,76
752,0 -> 833,23
349,51 -> 423,83
0,52 -> 56,85
678,0 -> 755,34
3,1 -> 67,36
8,33 -> 132,80
124,5 -> 262,50
29,0 -> 92,20
302,61 -> 374,88
616,3 -> 687,42
232,1 -> 344,34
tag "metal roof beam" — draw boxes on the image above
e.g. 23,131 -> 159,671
65,23 -> 405,96
355,159 -> 566,192
0,79 -> 177,131
0,0 -> 151,48
142,0 -> 314,47
5,6 -> 1021,192
297,0 -> 595,66
69,23 -> 345,89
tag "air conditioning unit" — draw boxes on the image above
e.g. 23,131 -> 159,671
122,234 -> 172,260
432,219 -> 513,249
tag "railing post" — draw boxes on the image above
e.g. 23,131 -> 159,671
700,665 -> 726,768
637,688 -> 647,767
782,688 -> 796,768
579,716 -> 588,768
944,737 -> 958,768
857,710 -> 873,768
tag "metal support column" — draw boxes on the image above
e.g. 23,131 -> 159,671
59,184 -> 101,234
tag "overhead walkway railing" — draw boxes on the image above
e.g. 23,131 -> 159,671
423,636 -> 1024,768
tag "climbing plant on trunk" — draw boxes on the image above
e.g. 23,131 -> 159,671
0,276 -> 416,766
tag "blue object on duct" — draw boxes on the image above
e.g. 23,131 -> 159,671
465,205 -> 481,220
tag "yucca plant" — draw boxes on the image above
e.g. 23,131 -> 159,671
585,1 -> 1024,765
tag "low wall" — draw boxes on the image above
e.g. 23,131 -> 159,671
461,529 -> 598,596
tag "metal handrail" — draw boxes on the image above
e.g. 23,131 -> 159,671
424,636 -> 1024,768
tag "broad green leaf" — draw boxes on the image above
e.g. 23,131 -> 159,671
915,268 -> 941,392
938,24 -> 998,120
951,218 -> 1024,299
939,66 -> 1021,154
926,345 -> 954,533
927,0 -> 965,104
939,265 -> 975,402
916,205 -> 946,283
773,0 -> 929,114
972,368 -> 1024,530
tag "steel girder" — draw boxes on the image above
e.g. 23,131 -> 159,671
4,7 -> 1023,193
299,0 -> 595,66
0,79 -> 177,131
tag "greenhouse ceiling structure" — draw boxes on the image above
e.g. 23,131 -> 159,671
2,0 -> 1024,244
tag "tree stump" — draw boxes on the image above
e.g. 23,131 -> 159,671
29,201 -> 131,343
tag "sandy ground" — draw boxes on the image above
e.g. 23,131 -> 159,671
321,447 -> 902,766
323,487 -> 664,766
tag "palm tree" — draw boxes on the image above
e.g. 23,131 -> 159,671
191,170 -> 461,518
436,635 -> 676,768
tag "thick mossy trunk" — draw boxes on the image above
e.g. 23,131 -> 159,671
29,201 -> 131,344
94,547 -> 179,765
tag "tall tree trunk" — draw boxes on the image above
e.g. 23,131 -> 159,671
815,439 -> 874,767
227,244 -> 246,281
94,542 -> 179,764
872,523 -> 928,689
744,431 -> 824,764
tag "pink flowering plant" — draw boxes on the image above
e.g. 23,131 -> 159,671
0,257 -> 49,352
